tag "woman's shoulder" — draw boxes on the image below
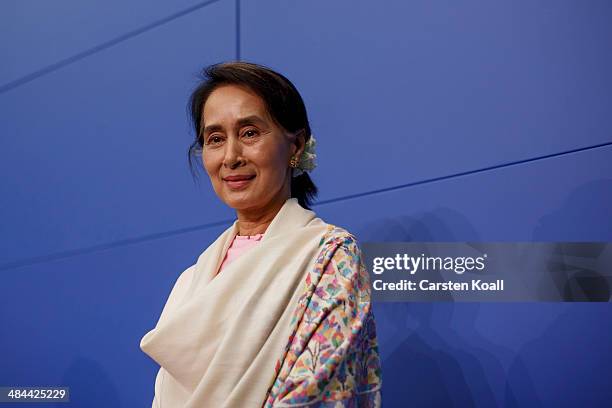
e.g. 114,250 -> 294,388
316,224 -> 368,286
310,224 -> 373,311
318,223 -> 361,252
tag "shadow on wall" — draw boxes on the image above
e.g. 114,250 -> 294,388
503,179 -> 612,407
505,303 -> 612,407
533,179 -> 612,242
533,179 -> 612,302
60,357 -> 121,408
355,208 -> 481,243
359,209 -> 518,408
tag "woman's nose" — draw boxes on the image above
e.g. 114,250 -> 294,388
223,136 -> 244,168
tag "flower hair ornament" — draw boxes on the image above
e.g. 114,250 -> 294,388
289,134 -> 317,177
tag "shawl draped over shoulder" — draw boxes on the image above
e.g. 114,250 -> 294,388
140,198 -> 382,407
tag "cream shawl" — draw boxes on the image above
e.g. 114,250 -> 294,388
140,198 -> 330,407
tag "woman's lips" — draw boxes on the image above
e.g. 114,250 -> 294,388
224,175 -> 255,189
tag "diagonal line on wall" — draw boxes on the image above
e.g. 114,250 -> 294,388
316,140 -> 612,206
0,0 -> 225,95
1,140 -> 610,271
0,219 -> 233,272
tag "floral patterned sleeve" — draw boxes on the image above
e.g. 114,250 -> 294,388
263,226 -> 383,407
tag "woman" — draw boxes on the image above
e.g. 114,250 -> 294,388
140,61 -> 382,407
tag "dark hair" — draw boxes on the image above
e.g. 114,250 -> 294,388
187,61 -> 318,210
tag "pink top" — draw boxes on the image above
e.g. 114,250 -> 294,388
216,233 -> 264,275
216,232 -> 336,278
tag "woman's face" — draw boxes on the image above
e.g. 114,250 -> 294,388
201,84 -> 302,212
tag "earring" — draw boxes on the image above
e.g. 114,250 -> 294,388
289,156 -> 299,168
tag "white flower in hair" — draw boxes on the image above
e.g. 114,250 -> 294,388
292,135 -> 317,177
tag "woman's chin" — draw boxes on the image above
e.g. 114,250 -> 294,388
223,193 -> 256,210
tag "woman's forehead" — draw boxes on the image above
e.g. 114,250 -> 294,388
206,84 -> 264,111
202,85 -> 273,127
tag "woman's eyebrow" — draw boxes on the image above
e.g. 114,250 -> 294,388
201,124 -> 222,137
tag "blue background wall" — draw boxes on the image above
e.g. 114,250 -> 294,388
1,1 -> 611,406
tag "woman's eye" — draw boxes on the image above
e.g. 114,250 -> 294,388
207,135 -> 223,145
243,129 -> 258,138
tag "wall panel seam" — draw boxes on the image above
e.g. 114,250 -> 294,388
0,0 -> 227,95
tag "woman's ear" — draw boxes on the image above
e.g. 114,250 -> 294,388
292,129 -> 306,158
